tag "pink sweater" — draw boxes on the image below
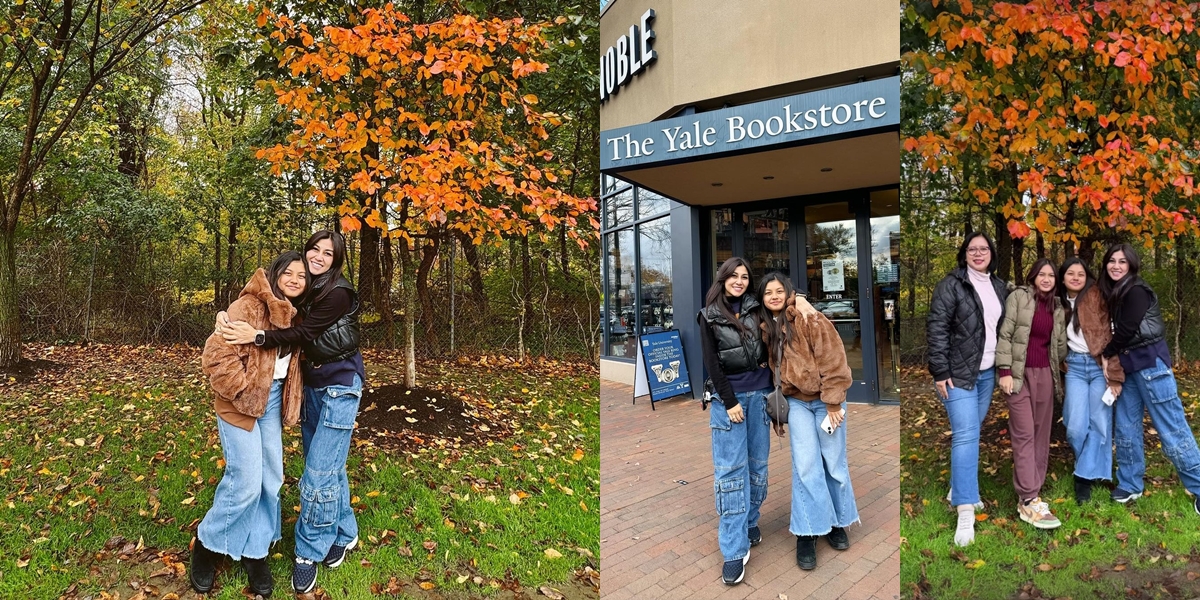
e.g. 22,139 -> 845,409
968,267 -> 1002,370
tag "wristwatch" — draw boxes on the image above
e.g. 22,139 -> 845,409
254,332 -> 266,346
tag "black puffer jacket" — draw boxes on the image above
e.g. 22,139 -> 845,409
1104,279 -> 1165,355
303,277 -> 361,365
927,268 -> 1009,389
699,295 -> 766,375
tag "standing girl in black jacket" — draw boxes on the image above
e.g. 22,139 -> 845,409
1100,243 -> 1200,513
926,232 -> 1008,546
697,257 -> 774,586
216,230 -> 365,593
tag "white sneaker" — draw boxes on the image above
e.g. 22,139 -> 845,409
947,488 -> 985,511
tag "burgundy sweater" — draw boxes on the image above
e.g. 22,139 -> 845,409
1025,300 -> 1053,369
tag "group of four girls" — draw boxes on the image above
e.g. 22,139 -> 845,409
698,257 -> 861,584
927,233 -> 1200,547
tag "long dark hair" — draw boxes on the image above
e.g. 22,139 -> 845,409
956,232 -> 997,273
1057,257 -> 1095,333
304,230 -> 348,306
1024,258 -> 1057,310
756,271 -> 795,354
704,257 -> 754,334
1098,243 -> 1142,313
266,250 -> 310,307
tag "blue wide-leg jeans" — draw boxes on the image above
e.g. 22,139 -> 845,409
1063,351 -> 1113,481
1113,359 -> 1200,496
710,388 -> 771,562
295,374 -> 363,562
198,379 -> 284,560
943,368 -> 995,506
786,398 -> 859,536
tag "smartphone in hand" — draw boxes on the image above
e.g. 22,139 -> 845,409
820,407 -> 847,434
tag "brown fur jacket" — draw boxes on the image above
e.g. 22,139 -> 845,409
1073,285 -> 1125,394
762,304 -> 854,406
201,268 -> 303,428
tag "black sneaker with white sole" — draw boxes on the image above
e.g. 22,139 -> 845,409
1111,488 -> 1142,504
721,551 -> 749,585
1194,495 -> 1200,516
292,557 -> 317,594
748,526 -> 761,547
323,536 -> 359,568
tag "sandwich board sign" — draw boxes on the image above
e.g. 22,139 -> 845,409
633,329 -> 691,409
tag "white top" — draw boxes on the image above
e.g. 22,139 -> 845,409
273,351 -> 292,380
1066,296 -> 1089,354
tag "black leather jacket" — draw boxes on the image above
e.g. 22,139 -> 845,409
303,277 -> 361,365
699,295 -> 766,375
926,268 -> 1009,389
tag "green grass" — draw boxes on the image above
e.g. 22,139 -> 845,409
0,345 -> 598,599
900,369 -> 1200,599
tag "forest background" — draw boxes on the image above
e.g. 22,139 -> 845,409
0,0 -> 600,373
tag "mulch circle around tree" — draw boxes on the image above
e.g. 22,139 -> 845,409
356,384 -> 504,446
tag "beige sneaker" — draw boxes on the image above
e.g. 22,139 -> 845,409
1017,498 -> 1062,529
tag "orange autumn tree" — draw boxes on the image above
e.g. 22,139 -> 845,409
905,0 -> 1200,265
255,4 -> 597,379
255,3 -> 596,246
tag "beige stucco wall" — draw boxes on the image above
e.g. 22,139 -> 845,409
600,0 -> 900,130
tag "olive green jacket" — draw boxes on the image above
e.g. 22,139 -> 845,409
995,287 -> 1068,398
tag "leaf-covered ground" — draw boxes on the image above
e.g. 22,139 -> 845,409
900,366 -> 1200,599
0,344 -> 598,599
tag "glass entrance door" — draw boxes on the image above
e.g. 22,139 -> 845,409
743,209 -> 790,278
870,190 -> 901,402
805,202 -> 870,402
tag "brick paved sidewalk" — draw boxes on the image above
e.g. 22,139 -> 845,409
600,382 -> 900,600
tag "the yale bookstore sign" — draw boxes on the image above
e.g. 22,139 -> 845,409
600,9 -> 657,103
600,76 -> 900,171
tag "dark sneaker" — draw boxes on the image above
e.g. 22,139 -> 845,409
748,526 -> 762,547
323,536 -> 359,568
292,557 -> 318,594
1194,495 -> 1199,516
826,527 -> 850,550
796,536 -> 817,570
1111,488 -> 1143,504
721,551 -> 749,585
242,556 -> 274,597
188,538 -> 221,594
1074,475 -> 1093,505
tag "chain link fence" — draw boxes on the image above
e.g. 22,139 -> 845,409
899,237 -> 1200,369
17,232 -> 600,362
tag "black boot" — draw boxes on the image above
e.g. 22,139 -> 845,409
826,526 -> 850,550
1074,475 -> 1092,505
796,535 -> 817,570
243,556 -> 274,597
189,538 -> 221,594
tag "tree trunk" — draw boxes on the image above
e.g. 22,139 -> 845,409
0,226 -> 22,366
457,231 -> 487,311
400,241 -> 417,386
224,217 -> 238,305
380,209 -> 395,348
521,235 -> 532,359
1035,229 -> 1045,259
1012,235 -> 1026,283
416,234 -> 441,345
214,210 -> 222,306
993,211 -> 1012,282
358,216 -> 381,311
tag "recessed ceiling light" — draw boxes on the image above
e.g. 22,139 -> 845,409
711,182 -> 723,187
762,176 -> 775,180
820,167 -> 833,172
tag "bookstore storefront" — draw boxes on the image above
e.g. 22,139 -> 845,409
599,0 -> 901,403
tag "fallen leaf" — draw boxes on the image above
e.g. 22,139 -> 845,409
419,582 -> 436,590
509,493 -> 522,505
544,548 -> 562,559
180,496 -> 195,505
539,585 -> 564,599
1037,563 -> 1053,571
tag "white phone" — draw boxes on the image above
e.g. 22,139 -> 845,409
821,407 -> 847,434
1102,387 -> 1116,406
